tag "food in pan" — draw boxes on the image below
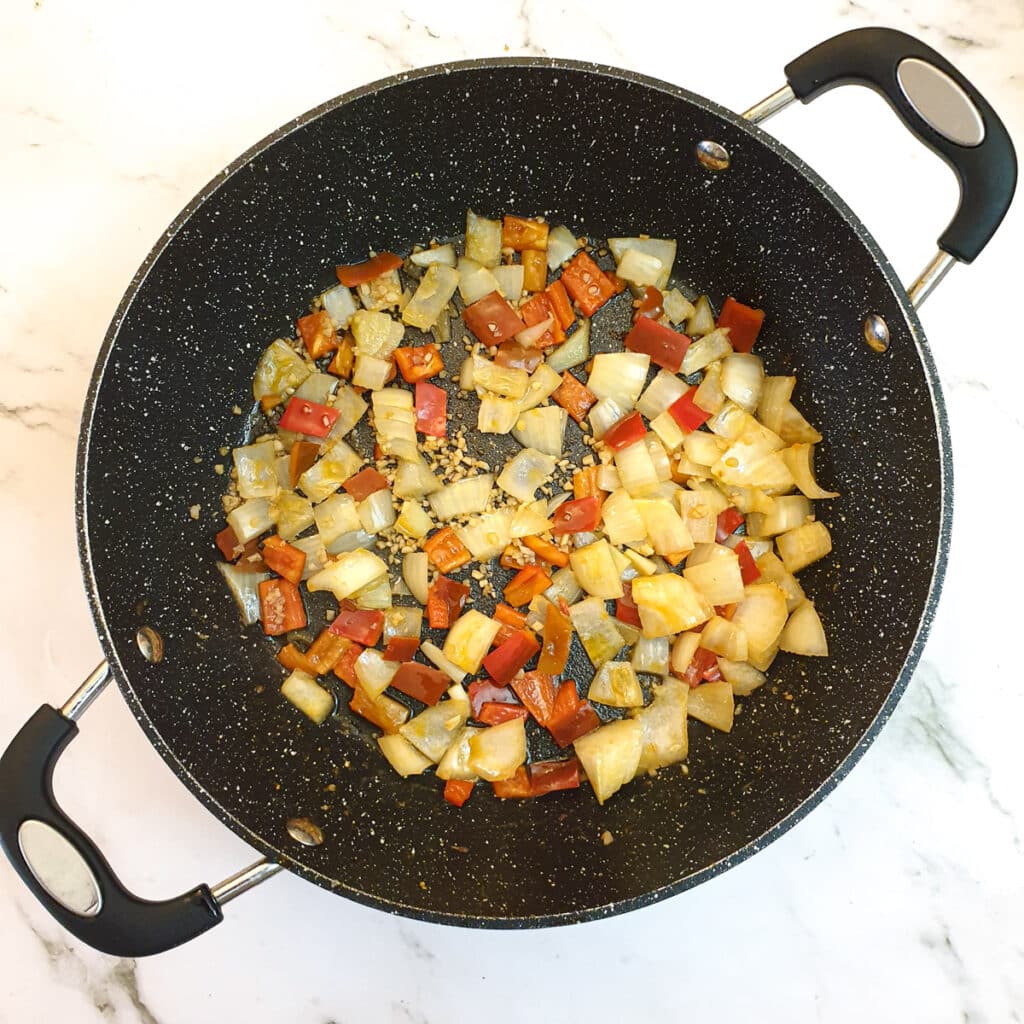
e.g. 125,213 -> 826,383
214,210 -> 836,806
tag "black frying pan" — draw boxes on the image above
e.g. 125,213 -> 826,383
0,27 -> 1016,956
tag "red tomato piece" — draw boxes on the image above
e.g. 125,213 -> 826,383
528,758 -> 581,796
342,466 -> 389,501
717,296 -> 765,353
415,380 -> 447,438
381,636 -> 421,662
601,411 -> 647,451
443,779 -> 475,807
667,389 -> 711,433
546,681 -> 601,748
463,291 -> 527,347
716,507 -> 745,542
278,396 -> 339,438
261,536 -> 306,585
510,671 -> 557,727
551,495 -> 601,536
478,703 -> 530,726
560,252 -> 616,316
329,608 -> 384,646
734,540 -> 761,585
426,575 -> 470,629
482,630 -> 541,685
390,661 -> 449,705
335,252 -> 402,287
624,316 -> 691,372
258,578 -> 306,636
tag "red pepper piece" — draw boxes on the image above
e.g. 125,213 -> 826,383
335,252 -> 402,287
426,575 -> 470,629
278,396 -> 339,438
624,316 -> 691,372
546,681 -> 601,748
601,411 -> 647,451
415,380 -> 447,438
717,296 -> 765,353
328,608 -> 384,646
551,496 -> 601,536
510,671 -> 557,727
478,703 -> 531,726
390,662 -> 449,705
381,636 -> 421,662
482,630 -> 541,685
444,779 -> 475,807
734,540 -> 761,585
342,466 -> 389,501
667,389 -> 711,433
716,507 -> 745,542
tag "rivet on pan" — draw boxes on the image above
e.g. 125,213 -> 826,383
286,817 -> 324,847
695,140 -> 730,172
136,626 -> 164,663
863,314 -> 891,353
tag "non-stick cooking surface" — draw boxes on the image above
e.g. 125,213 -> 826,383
77,60 -> 949,925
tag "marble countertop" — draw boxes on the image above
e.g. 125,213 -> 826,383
2,0 -> 1022,1020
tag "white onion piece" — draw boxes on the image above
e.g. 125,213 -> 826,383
754,550 -> 805,612
290,533 -> 327,581
636,498 -> 693,559
228,497 -> 275,543
403,264 -> 459,330
457,257 -> 502,305
756,376 -> 796,433
477,395 -> 521,434
281,671 -> 334,724
273,454 -> 291,491
512,406 -> 566,456
630,573 -> 713,637
589,396 -> 628,439
400,690 -> 470,762
327,385 -> 369,439
497,447 -> 556,502
466,209 -> 502,267
587,352 -> 650,409
745,495 -> 812,537
455,510 -> 513,560
372,389 -> 418,461
631,636 -> 670,676
351,309 -> 403,358
778,601 -> 828,656
569,597 -> 626,668
313,492 -> 361,546
233,441 -> 279,500
637,369 -> 688,420
645,436 -> 672,482
779,402 -> 823,444
298,438 -> 364,502
608,237 -> 676,290
436,726 -> 483,782
402,551 -> 430,605
675,490 -> 716,544
573,719 -> 642,805
420,641 -> 467,684
515,315 -> 556,349
410,243 -> 456,268
492,263 -> 525,300
717,658 -> 767,696
327,528 -> 379,556
272,490 -> 315,542
307,548 -> 387,600
720,353 -> 764,412
468,719 -> 527,782
588,661 -> 644,708
614,440 -> 660,498
681,328 -> 732,376
546,491 -> 572,516
218,563 -> 270,626
321,284 -> 359,329
428,474 -> 494,521
546,319 -> 590,373
458,355 -> 475,391
686,681 -> 734,733
776,521 -> 832,574
693,360 -> 726,415
623,547 -> 658,576
394,457 -> 441,499
731,582 -> 789,652
509,499 -> 553,538
544,566 -> 582,605
670,632 -> 701,676
597,464 -> 621,491
685,294 -> 715,337
354,649 -> 400,700
546,225 -> 580,269
570,539 -> 624,600
383,606 -> 422,642
683,431 -> 728,468
662,289 -> 695,325
378,734 -> 433,777
358,489 -> 396,534
616,248 -> 663,288
473,355 -> 530,398
352,353 -> 392,391
518,363 -> 562,411
686,481 -> 731,517
712,444 -> 793,492
253,339 -> 311,401
782,444 -> 839,499
395,500 -> 433,540
356,270 -> 402,313
293,371 -> 338,406
444,610 -> 501,673
631,678 -> 689,772
699,615 -> 748,661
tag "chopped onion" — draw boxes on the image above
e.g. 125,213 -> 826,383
686,480 -> 731,517
614,440 -> 660,497
630,573 -> 713,637
394,457 -> 441,499
731,582 -> 789,653
290,533 -> 327,580
779,401 -> 823,444
515,315 -> 556,349
608,237 -> 676,289
778,601 -> 828,656
372,389 -> 419,461
573,719 -> 642,805
546,319 -> 590,372
662,289 -> 695,325
468,718 -> 527,782
636,498 -> 693,559
683,431 -> 728,468
570,539 -> 624,599
589,396 -> 629,439
631,636 -> 670,676
776,520 -> 832,574
473,355 -> 530,398
597,464 -> 621,491
670,632 -> 701,676
233,441 -> 279,500
569,597 -> 626,668
436,726 -> 483,782
443,609 -> 501,673
546,225 -> 580,269
478,394 -> 521,434
395,500 -> 433,540
410,243 -> 456,268
383,606 -> 423,642
631,678 -> 688,772
293,371 -> 338,407
544,566 -> 582,605
351,309 -> 404,358
403,264 -> 459,330
637,369 -> 688,420
457,257 -> 501,305
623,547 -> 658,576
687,681 -> 734,733
587,351 -> 649,409
420,641 -> 467,684
745,495 -> 812,537
358,489 -> 396,534
218,562 -> 270,626
350,572 -> 392,609
402,551 -> 430,605
400,691 -> 470,762
307,547 -> 387,600
644,436 -> 672,482
253,339 -> 311,402
428,473 -> 494,521
326,528 -> 377,556
693,360 -> 726,415
356,270 -> 402,313
754,550 -> 805,611
466,209 -> 502,267
756,375 -> 795,434
492,263 -> 525,300
685,294 -> 715,337
313,492 -> 361,546
378,734 -> 433,777
782,444 -> 839,499
321,284 -> 359,329
512,406 -> 566,456
717,658 -> 767,696
720,353 -> 764,412
455,510 -> 513,560
354,648 -> 400,699
228,497 -> 275,543
705,401 -> 757,441
281,671 -> 335,724
712,443 -> 793,492
510,499 -> 553,538
699,615 -> 748,661
497,447 -> 557,502
272,490 -> 315,542
681,328 -> 732,376
352,353 -> 392,390
327,385 -> 369,439
458,355 -> 475,391
616,248 -> 663,289
518,363 -> 562,411
675,489 -> 717,544
274,454 -> 291,491
588,661 -> 644,708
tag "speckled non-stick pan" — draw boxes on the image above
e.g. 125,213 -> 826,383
1,28 -> 1016,956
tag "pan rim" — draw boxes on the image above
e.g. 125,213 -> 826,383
75,55 -> 952,928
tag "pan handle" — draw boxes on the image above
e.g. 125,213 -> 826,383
0,663 -> 281,956
745,27 -> 1016,304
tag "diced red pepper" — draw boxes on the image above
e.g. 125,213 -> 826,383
716,507 -> 745,543
349,685 -> 406,734
624,316 -> 691,372
510,671 -> 557,727
296,310 -> 338,360
478,702 -> 530,726
492,603 -> 531,646
335,252 -> 403,288
426,574 -> 470,629
258,578 -> 306,636
717,296 -> 765,353
521,248 -> 548,293
560,252 -> 616,316
552,371 -> 597,425
390,661 -> 449,705
259,394 -> 283,414
520,293 -> 565,347
382,635 -> 421,661
545,279 -> 575,330
304,630 -> 352,675
342,466 -> 389,501
393,343 -> 444,383
327,332 -> 355,379
633,285 -> 664,321
667,389 -> 711,433
463,291 -> 526,347
215,524 -> 259,563
528,758 -> 581,796
715,603 -> 738,620
423,528 -> 471,573
546,682 -> 601,748
522,535 -> 569,568
538,600 -> 571,675
415,380 -> 447,438
551,495 -> 601,536
277,642 -> 319,675
500,545 -> 528,571
734,540 -> 761,585
333,642 -> 364,688
615,582 -> 642,627
606,271 -> 627,295
443,778 -> 475,807
602,411 -> 647,451
492,767 -> 533,799
289,440 -> 320,489
682,646 -> 721,687
502,216 -> 549,251
468,679 -> 519,718
503,565 -> 551,607
572,466 -> 603,502
494,342 -> 543,374
261,535 -> 306,585
329,607 -> 384,646
278,396 -> 339,438
482,630 -> 541,685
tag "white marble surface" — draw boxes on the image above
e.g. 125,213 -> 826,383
2,0 -> 1023,1020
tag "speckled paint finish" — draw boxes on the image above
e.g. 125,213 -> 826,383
76,60 -> 951,927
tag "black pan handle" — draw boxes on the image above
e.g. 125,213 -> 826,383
782,26 -> 1017,265
0,666 -> 225,956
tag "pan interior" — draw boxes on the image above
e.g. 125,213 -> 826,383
78,61 -> 946,925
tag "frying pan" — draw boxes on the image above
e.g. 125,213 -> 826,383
0,27 -> 1016,956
